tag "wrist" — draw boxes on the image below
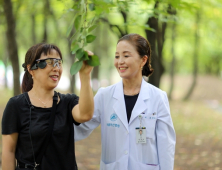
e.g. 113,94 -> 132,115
79,73 -> 91,80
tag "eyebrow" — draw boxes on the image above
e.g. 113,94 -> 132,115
115,51 -> 132,54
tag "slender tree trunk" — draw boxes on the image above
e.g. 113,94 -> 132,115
145,2 -> 165,88
68,28 -> 76,93
3,48 -> 9,89
68,47 -> 76,94
31,13 -> 37,44
3,0 -> 20,95
69,58 -> 76,93
168,21 -> 176,100
183,10 -> 200,100
42,0 -> 50,42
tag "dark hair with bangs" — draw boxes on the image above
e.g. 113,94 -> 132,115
117,33 -> 154,77
21,43 -> 62,93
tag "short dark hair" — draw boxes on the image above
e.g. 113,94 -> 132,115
118,33 -> 154,77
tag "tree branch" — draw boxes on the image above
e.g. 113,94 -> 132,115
100,17 -> 125,38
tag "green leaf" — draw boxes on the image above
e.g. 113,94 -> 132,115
89,3 -> 95,11
82,51 -> 89,61
70,60 -> 83,75
88,25 -> 97,33
87,55 -> 100,66
74,15 -> 82,30
75,48 -> 85,60
71,44 -> 80,54
86,35 -> 96,43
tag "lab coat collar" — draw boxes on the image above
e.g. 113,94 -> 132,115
129,79 -> 150,125
113,79 -> 150,129
113,80 -> 128,130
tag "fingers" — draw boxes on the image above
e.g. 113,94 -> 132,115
85,50 -> 94,56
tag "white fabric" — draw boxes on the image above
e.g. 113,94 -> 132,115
74,79 -> 176,170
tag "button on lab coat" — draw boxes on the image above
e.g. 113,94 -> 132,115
75,79 -> 176,170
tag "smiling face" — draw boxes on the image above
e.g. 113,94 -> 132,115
114,40 -> 147,80
29,49 -> 63,90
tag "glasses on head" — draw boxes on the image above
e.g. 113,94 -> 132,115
31,58 -> 63,70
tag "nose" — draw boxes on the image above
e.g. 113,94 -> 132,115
118,57 -> 124,64
52,63 -> 60,72
53,62 -> 60,69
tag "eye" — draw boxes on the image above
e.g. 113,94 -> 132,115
45,59 -> 53,65
115,56 -> 119,59
124,55 -> 129,58
58,60 -> 62,65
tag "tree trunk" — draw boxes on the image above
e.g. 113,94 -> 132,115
67,28 -> 76,93
3,0 -> 21,95
183,10 -> 200,100
168,21 -> 176,100
92,25 -> 102,92
42,0 -> 50,42
31,13 -> 37,44
3,47 -> 9,89
68,44 -> 76,94
145,3 -> 165,87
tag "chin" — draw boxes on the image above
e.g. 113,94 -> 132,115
119,75 -> 130,79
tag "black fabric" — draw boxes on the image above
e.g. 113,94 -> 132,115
124,93 -> 139,122
2,92 -> 79,170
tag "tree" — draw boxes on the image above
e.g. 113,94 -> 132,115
168,9 -> 177,100
183,9 -> 200,100
3,0 -> 20,95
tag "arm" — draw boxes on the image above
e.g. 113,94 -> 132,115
72,51 -> 94,123
2,133 -> 18,170
74,87 -> 103,141
156,92 -> 176,170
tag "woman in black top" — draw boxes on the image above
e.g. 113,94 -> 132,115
1,43 -> 94,170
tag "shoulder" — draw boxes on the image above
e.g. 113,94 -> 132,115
143,80 -> 167,99
57,92 -> 79,108
147,83 -> 165,94
58,92 -> 78,100
96,81 -> 120,97
7,93 -> 26,106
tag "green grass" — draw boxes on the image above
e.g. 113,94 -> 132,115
0,88 -> 13,107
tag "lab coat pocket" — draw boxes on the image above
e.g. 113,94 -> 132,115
138,162 -> 160,170
100,160 -> 119,170
145,113 -> 157,139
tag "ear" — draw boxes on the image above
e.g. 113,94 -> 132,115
27,65 -> 34,77
141,55 -> 148,67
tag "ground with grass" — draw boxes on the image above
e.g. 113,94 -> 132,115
0,75 -> 221,170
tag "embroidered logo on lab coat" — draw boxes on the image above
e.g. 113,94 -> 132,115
110,113 -> 118,121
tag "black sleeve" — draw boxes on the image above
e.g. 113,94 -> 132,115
68,94 -> 80,126
2,98 -> 20,134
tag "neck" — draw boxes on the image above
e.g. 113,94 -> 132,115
122,76 -> 143,95
29,86 -> 54,99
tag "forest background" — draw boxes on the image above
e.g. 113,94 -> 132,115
0,0 -> 222,169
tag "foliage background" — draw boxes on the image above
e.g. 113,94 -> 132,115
0,0 -> 222,169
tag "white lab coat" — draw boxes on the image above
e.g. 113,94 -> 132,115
74,79 -> 176,170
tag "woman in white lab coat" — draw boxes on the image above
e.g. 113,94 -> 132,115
75,33 -> 176,170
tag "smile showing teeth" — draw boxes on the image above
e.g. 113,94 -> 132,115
50,75 -> 59,81
119,68 -> 127,70
51,75 -> 58,78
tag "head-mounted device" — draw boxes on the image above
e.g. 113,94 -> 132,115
31,58 -> 62,70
